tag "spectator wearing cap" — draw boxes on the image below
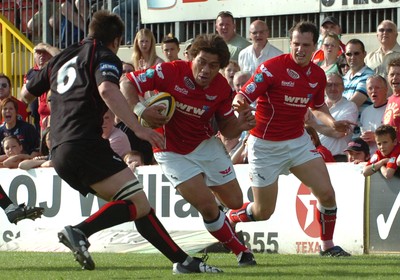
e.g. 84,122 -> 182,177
238,19 -> 282,75
365,20 -> 400,79
24,43 -> 60,133
215,11 -> 251,61
344,137 -> 370,164
312,16 -> 345,64
359,74 -> 388,154
161,34 -> 181,62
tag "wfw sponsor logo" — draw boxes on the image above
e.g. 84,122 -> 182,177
175,101 -> 205,116
377,190 -> 400,239
284,95 -> 310,107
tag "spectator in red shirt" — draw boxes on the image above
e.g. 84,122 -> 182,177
0,74 -> 28,122
24,42 -> 60,133
364,124 -> 400,179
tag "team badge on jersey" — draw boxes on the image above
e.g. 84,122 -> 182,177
99,63 -> 119,74
254,73 -> 264,83
286,68 -> 300,79
245,82 -> 256,94
145,68 -> 155,78
138,73 -> 147,83
184,76 -> 195,90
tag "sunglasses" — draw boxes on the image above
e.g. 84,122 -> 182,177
0,83 -> 8,88
345,52 -> 361,57
378,28 -> 393,33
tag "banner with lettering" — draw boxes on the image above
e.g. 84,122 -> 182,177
139,0 -> 400,24
0,163 -> 366,254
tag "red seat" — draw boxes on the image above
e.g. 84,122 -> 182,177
0,1 -> 19,32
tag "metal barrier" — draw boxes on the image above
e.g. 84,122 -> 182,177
1,1 -> 398,48
0,14 -> 34,99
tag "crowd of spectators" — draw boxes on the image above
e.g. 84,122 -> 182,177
2,9 -> 400,181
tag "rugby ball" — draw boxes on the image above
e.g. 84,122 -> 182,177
139,92 -> 176,128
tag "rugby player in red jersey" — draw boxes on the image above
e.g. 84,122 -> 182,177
121,34 -> 257,266
229,21 -> 353,257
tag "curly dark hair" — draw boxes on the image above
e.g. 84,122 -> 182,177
189,34 -> 230,68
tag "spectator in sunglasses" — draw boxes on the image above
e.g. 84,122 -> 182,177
342,39 -> 374,114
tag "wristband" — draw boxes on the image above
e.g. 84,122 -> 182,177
133,102 -> 146,117
372,163 -> 376,172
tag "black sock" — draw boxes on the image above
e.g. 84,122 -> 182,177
75,200 -> 136,237
135,208 -> 188,263
0,185 -> 13,210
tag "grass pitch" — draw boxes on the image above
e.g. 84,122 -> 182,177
0,252 -> 399,279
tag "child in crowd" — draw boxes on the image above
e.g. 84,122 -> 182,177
344,138 -> 370,164
18,128 -> 53,170
363,125 -> 400,179
222,60 -> 240,91
0,135 -> 32,168
305,125 -> 335,163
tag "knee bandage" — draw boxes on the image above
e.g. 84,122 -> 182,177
112,179 -> 143,201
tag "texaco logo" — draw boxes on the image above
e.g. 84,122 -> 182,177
296,183 -> 319,238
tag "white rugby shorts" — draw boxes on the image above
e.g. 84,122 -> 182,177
154,136 -> 236,188
247,132 -> 321,187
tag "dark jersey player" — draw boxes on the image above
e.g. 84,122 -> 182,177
21,10 -> 221,274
